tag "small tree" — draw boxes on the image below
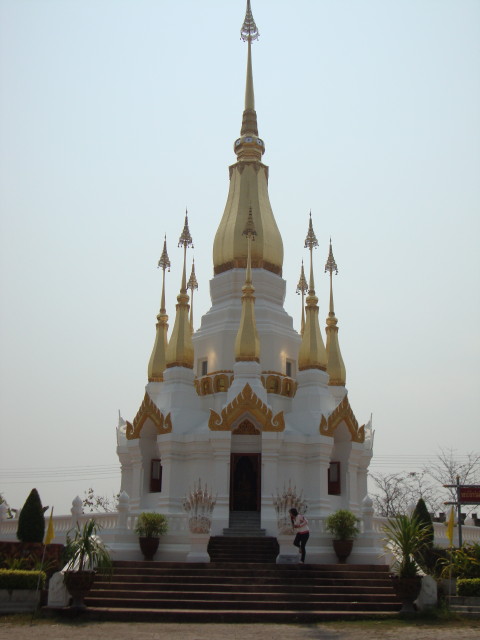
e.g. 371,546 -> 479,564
82,487 -> 119,513
0,493 -> 14,519
16,488 -> 46,543
413,497 -> 437,573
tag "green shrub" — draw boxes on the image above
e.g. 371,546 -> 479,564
457,578 -> 480,597
440,543 -> 480,579
0,569 -> 46,590
324,510 -> 360,540
134,512 -> 168,538
413,498 -> 435,573
16,489 -> 45,543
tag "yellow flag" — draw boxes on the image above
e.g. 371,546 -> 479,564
446,506 -> 455,547
44,507 -> 54,545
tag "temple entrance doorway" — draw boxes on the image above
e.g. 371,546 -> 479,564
230,453 -> 261,512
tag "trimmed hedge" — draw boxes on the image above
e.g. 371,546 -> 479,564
17,488 -> 45,543
457,578 -> 480,597
0,569 -> 46,590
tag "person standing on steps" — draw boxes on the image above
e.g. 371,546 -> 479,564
289,508 -> 309,563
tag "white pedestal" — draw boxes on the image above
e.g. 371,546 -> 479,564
186,533 -> 211,563
276,534 -> 300,564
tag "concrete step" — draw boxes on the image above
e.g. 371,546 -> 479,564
47,558 -> 402,622
46,606 -> 401,623
85,595 -> 401,612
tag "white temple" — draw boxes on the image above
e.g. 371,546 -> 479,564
115,1 -> 375,561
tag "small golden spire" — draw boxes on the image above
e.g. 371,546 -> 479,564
296,259 -> 308,336
298,213 -> 327,371
165,212 -> 194,369
187,257 -> 198,333
304,211 -> 319,295
324,239 -> 346,385
235,207 -> 260,362
148,235 -> 171,382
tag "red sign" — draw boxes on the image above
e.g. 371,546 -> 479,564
458,486 -> 480,504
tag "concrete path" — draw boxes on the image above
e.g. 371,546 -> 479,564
1,620 -> 480,640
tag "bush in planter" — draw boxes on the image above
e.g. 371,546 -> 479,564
16,489 -> 46,543
63,519 -> 112,573
134,512 -> 168,538
0,569 -> 46,590
325,510 -> 360,563
63,519 -> 112,609
325,510 -> 360,540
134,512 -> 168,561
382,513 -> 432,613
457,578 -> 480,597
382,513 -> 431,578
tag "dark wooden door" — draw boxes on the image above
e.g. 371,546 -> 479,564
230,453 -> 261,511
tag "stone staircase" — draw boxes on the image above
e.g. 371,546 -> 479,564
222,511 -> 266,536
446,596 -> 480,618
208,535 -> 278,563
71,559 -> 402,622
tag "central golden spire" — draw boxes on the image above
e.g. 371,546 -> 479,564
165,211 -> 194,369
234,207 -> 260,362
212,0 -> 283,277
298,213 -> 327,371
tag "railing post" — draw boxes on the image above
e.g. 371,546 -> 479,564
117,491 -> 130,531
70,495 -> 83,529
361,494 -> 374,533
0,502 -> 7,535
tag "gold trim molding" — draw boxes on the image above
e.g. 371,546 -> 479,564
319,396 -> 365,443
126,392 -> 172,440
208,383 -> 284,432
195,372 -> 234,396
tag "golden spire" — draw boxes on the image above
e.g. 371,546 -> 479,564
187,257 -> 198,333
324,239 -> 346,385
296,259 -> 308,336
234,207 -> 260,362
165,211 -> 194,369
212,1 -> 283,277
148,235 -> 170,382
239,0 -> 260,146
298,213 -> 327,371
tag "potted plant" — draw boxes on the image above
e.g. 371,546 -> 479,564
325,509 -> 360,563
382,513 -> 431,613
63,519 -> 112,610
134,512 -> 168,561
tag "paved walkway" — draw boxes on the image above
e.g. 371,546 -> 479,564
1,620 -> 480,640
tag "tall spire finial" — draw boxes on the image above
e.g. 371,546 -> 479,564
298,212 -> 327,372
165,211 -> 194,370
235,0 -> 263,155
178,208 -> 194,294
187,257 -> 198,333
324,239 -> 346,386
158,234 -> 171,315
148,235 -> 171,382
240,0 -> 259,43
324,238 -> 338,317
296,259 -> 308,336
304,211 -> 318,295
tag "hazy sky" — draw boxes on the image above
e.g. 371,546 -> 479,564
1,0 -> 479,515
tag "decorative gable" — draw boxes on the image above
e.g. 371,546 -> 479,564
126,392 -> 172,440
208,383 -> 284,432
319,395 -> 365,443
